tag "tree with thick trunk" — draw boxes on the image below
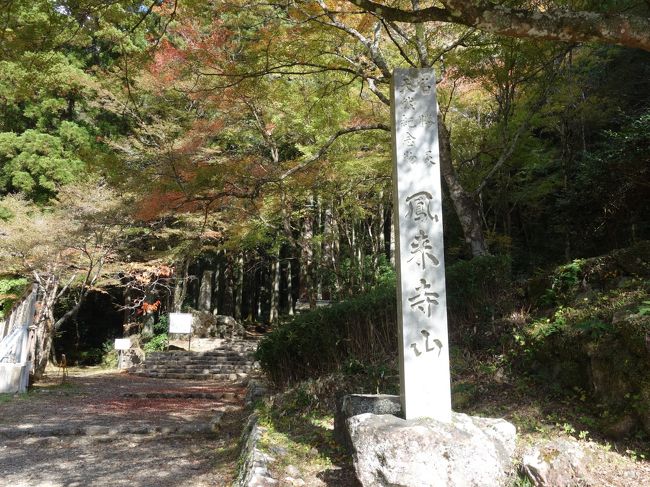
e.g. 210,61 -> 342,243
438,120 -> 489,256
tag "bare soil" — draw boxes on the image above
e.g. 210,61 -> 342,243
0,367 -> 247,487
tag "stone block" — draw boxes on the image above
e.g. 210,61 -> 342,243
347,412 -> 516,487
334,394 -> 402,451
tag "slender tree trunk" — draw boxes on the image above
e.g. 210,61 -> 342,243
32,275 -> 59,381
212,263 -> 220,315
173,258 -> 189,312
438,119 -> 490,257
286,258 -> 295,316
300,206 -> 316,308
234,253 -> 244,321
383,202 -> 393,262
198,270 -> 213,312
223,253 -> 234,317
269,251 -> 281,323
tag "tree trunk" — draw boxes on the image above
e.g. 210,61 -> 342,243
269,251 -> 281,323
234,253 -> 244,321
212,263 -> 220,315
31,275 -> 59,381
198,270 -> 213,312
173,258 -> 189,312
383,202 -> 393,262
286,257 -> 295,316
438,119 -> 490,257
300,207 -> 316,308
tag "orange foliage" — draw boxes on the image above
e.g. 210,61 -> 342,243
134,191 -> 203,221
138,300 -> 161,315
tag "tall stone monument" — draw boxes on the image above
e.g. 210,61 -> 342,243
392,68 -> 452,421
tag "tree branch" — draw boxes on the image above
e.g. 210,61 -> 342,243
348,0 -> 650,52
279,124 -> 390,180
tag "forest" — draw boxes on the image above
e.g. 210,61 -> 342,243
0,1 -> 649,483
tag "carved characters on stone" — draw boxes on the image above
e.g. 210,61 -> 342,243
408,230 -> 440,269
401,95 -> 415,110
394,68 -> 451,420
404,150 -> 417,165
410,329 -> 443,357
424,151 -> 436,165
408,278 -> 440,317
403,131 -> 416,147
400,73 -> 433,96
400,116 -> 435,129
420,114 -> 435,127
400,118 -> 417,129
406,191 -> 437,223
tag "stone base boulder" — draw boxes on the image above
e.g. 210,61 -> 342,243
348,412 -> 516,487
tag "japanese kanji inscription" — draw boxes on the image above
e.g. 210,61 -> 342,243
391,68 -> 452,422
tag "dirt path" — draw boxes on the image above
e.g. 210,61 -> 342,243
0,368 -> 247,487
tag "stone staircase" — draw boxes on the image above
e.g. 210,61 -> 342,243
135,340 -> 258,381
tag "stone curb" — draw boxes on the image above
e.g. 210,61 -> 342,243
121,391 -> 242,400
234,376 -> 278,486
0,411 -> 224,439
235,413 -> 278,487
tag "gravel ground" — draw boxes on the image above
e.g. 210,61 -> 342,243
0,367 -> 247,487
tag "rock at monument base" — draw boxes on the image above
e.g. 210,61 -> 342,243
347,412 -> 516,487
334,394 -> 402,451
521,438 -> 590,487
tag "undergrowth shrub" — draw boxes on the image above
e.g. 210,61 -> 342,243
143,333 -> 168,352
100,340 -> 118,368
256,278 -> 397,386
446,255 -> 514,348
256,255 -> 513,386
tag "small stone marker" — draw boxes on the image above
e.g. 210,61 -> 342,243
391,68 -> 452,421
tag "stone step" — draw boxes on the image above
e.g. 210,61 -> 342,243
145,356 -> 253,362
122,391 -> 243,400
143,361 -> 255,368
147,350 -> 254,358
141,369 -> 254,376
142,365 -> 255,373
135,371 -> 248,381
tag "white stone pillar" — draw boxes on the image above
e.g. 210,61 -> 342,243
392,68 -> 452,421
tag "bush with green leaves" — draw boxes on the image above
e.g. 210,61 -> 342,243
100,340 -> 118,368
153,315 -> 169,335
0,276 -> 28,319
256,255 -> 513,386
143,333 -> 168,353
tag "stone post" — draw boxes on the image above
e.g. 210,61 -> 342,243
392,68 -> 452,421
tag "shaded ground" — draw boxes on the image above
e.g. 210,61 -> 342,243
464,375 -> 650,486
257,365 -> 650,487
0,367 -> 246,487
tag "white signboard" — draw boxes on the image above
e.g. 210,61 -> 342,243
169,313 -> 193,334
392,68 -> 452,422
114,338 -> 131,351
